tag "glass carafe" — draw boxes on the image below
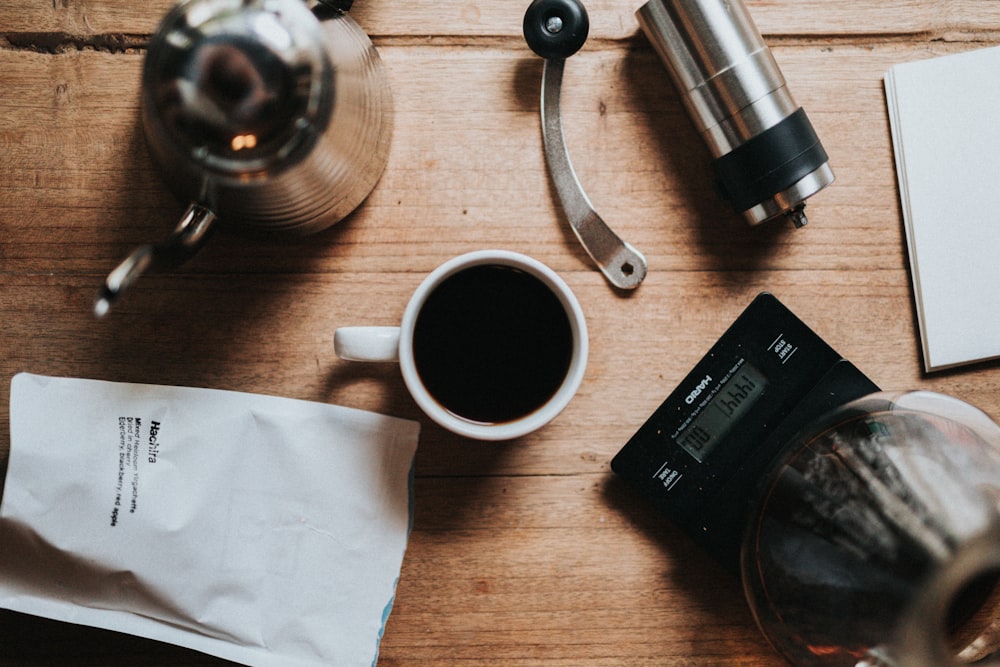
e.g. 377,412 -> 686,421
742,391 -> 1000,666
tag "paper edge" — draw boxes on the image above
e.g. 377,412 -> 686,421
371,462 -> 416,667
883,68 -> 934,372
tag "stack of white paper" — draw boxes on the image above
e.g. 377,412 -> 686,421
885,45 -> 1000,371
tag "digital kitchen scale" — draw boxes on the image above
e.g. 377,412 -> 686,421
611,293 -> 879,572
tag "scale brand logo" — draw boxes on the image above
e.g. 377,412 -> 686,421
684,375 -> 713,405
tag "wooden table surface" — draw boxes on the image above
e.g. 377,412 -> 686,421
4,1 -> 1000,664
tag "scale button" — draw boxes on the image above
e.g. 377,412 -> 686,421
652,461 -> 683,491
768,333 -> 799,364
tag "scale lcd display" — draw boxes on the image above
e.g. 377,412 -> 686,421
673,362 -> 768,462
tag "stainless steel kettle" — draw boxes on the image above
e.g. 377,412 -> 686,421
95,0 -> 392,316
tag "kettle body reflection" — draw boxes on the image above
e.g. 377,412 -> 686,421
96,0 -> 392,316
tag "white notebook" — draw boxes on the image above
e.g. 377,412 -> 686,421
885,45 -> 1000,371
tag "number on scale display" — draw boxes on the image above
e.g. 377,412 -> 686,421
674,363 -> 767,462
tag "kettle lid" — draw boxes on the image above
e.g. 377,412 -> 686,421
143,0 -> 333,174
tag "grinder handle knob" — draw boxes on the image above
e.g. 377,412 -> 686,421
523,0 -> 590,60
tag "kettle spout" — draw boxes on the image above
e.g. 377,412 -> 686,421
94,204 -> 217,318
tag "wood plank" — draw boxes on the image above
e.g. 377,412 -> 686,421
3,267 -> 996,479
4,0 -> 1000,40
2,41 -> 982,280
381,472 -> 777,664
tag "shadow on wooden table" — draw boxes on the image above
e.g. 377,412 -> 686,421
600,474 -> 776,659
0,610 -> 237,666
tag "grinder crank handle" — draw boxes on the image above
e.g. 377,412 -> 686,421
523,0 -> 647,291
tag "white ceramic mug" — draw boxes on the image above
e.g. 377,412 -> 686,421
334,250 -> 588,440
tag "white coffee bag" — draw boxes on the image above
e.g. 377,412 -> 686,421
1,373 -> 419,666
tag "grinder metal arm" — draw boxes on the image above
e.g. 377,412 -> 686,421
523,0 -> 647,291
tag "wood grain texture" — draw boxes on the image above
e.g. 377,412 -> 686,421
3,1 -> 1000,39
3,1 -> 1000,665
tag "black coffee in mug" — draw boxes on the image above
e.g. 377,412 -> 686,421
412,265 -> 574,424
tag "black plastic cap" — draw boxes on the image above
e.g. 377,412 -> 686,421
713,108 -> 830,213
523,0 -> 590,60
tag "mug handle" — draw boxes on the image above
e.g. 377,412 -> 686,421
334,327 -> 401,362
94,203 -> 217,318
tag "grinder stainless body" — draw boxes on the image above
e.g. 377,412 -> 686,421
637,0 -> 834,227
